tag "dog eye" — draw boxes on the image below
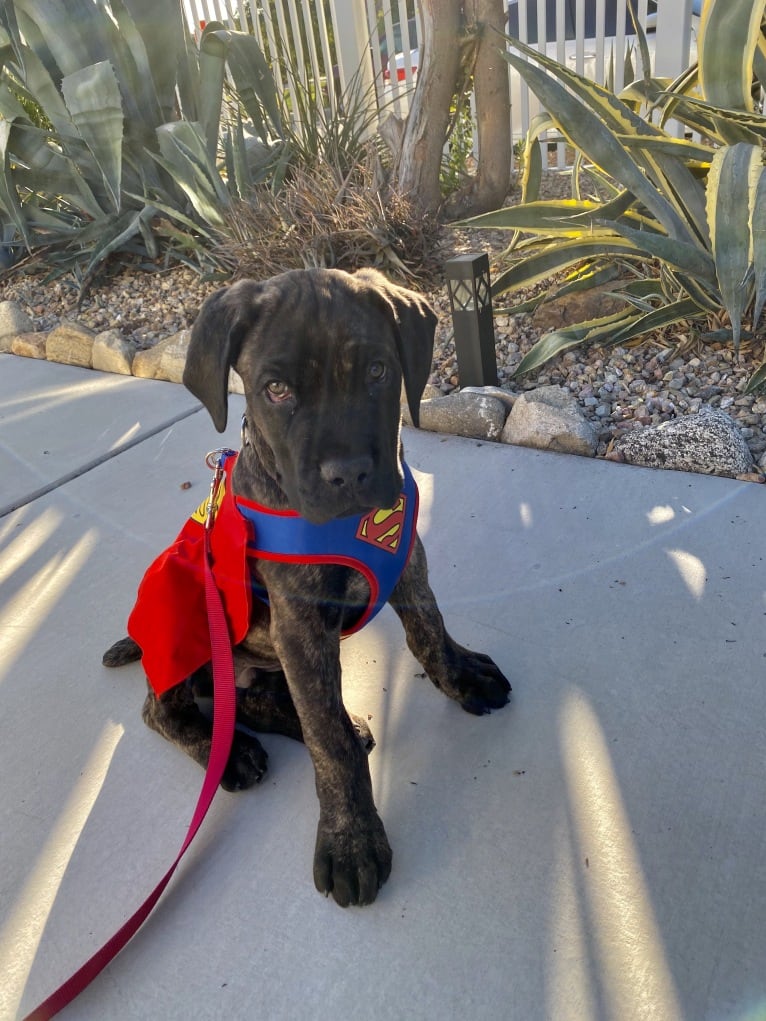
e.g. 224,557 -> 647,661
368,361 -> 387,382
265,380 -> 292,402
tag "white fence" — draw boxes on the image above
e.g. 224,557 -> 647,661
181,0 -> 699,158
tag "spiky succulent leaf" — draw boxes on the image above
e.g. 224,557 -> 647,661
153,121 -> 229,227
502,36 -> 708,247
751,168 -> 766,328
514,299 -> 700,378
492,235 -> 665,296
604,220 -> 717,285
744,360 -> 766,394
61,61 -> 123,212
465,199 -> 611,235
205,26 -> 283,140
463,190 -> 644,234
0,118 -> 30,245
519,112 -> 553,203
699,0 -> 764,112
79,204 -> 157,284
706,143 -> 762,350
513,309 -> 641,377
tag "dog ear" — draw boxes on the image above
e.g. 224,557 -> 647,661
184,280 -> 264,432
353,269 -> 436,428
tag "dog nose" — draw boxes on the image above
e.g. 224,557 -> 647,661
319,455 -> 374,489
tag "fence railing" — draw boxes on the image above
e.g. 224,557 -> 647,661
181,0 -> 699,163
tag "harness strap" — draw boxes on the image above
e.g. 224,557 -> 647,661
23,462 -> 237,1021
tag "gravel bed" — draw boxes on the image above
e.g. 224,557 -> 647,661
3,171 -> 766,469
429,283 -> 766,466
1,265 -> 217,347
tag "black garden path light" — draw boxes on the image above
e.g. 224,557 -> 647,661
445,253 -> 499,388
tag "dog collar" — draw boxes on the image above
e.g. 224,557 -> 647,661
128,451 -> 418,696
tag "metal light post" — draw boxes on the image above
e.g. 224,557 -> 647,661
445,253 -> 498,388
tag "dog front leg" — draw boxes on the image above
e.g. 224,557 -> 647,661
268,596 -> 392,907
389,535 -> 511,715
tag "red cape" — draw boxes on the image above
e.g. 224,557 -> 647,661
127,468 -> 251,696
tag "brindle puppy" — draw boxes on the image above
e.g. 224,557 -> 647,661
104,268 -> 510,907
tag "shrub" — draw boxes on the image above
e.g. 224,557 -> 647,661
217,153 -> 444,287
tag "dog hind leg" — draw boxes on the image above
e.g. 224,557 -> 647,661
236,667 -> 376,752
142,681 -> 268,791
102,635 -> 142,667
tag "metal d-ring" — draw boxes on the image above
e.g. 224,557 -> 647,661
205,448 -> 235,471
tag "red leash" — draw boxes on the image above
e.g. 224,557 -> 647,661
24,452 -> 237,1021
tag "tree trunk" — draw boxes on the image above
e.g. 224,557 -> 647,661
393,0 -> 463,214
443,0 -> 512,219
386,0 -> 512,218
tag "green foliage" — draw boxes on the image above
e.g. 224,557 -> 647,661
462,0 -> 766,389
441,92 -> 474,196
273,57 -> 388,181
0,0 -> 285,287
0,0 -> 391,291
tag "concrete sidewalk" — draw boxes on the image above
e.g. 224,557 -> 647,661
1,357 -> 765,1021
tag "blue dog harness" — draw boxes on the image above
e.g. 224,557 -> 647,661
234,454 -> 419,635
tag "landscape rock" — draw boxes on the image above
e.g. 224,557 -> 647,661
46,321 -> 95,368
613,407 -> 754,477
92,329 -> 134,375
417,391 -> 508,441
11,332 -> 47,359
401,383 -> 443,426
133,329 -> 189,382
0,301 -> 35,353
157,329 -> 190,383
131,344 -> 162,380
531,283 -> 625,334
502,385 -> 598,457
459,385 -> 518,411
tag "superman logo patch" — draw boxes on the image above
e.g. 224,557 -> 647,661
356,496 -> 407,553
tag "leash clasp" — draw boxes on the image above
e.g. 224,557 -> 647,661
204,448 -> 235,532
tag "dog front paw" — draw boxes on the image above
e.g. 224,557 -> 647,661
221,732 -> 269,791
442,645 -> 511,716
313,812 -> 392,907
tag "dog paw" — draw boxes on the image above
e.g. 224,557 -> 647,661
221,732 -> 269,791
349,713 -> 376,754
313,812 -> 392,907
450,646 -> 511,716
102,636 -> 142,668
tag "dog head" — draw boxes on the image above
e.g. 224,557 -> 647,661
184,268 -> 436,523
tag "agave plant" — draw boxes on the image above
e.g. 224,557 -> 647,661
463,0 -> 766,390
0,0 -> 282,286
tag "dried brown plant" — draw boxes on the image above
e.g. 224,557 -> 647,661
216,157 -> 445,289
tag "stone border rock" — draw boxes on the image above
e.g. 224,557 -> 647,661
1,300 -> 762,483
